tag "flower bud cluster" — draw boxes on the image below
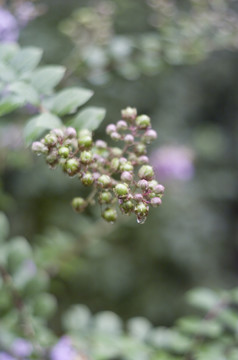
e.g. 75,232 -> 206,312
32,107 -> 164,224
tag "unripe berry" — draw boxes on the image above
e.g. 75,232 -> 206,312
134,143 -> 146,155
65,127 -> 77,138
148,180 -> 158,190
80,151 -> 93,164
120,161 -> 133,172
110,132 -> 121,141
44,133 -> 57,146
46,149 -> 58,165
78,135 -> 92,149
137,179 -> 148,190
138,165 -> 154,180
66,158 -> 79,175
106,124 -> 117,135
110,158 -> 120,171
120,200 -> 134,214
135,115 -> 151,129
138,155 -> 149,165
151,197 -> 162,207
58,146 -> 70,158
72,197 -> 86,212
116,120 -> 127,131
81,172 -> 94,186
111,147 -> 123,157
142,129 -> 157,143
124,134 -> 134,144
78,129 -> 92,137
32,141 -> 48,154
99,191 -> 112,204
102,208 -> 117,223
52,128 -> 64,138
135,202 -> 149,216
97,175 -> 111,188
121,107 -> 137,121
114,183 -> 129,198
154,184 -> 165,194
121,171 -> 133,183
134,193 -> 144,202
95,140 -> 107,149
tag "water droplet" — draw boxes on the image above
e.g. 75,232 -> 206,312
110,221 -> 115,224
137,216 -> 147,224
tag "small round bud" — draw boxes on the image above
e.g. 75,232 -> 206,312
95,140 -> 107,149
111,147 -> 123,157
148,180 -> 158,190
114,183 -> 129,198
134,143 -> 146,155
92,172 -> 100,181
135,202 -> 149,216
110,158 -> 120,171
106,124 -> 117,135
137,179 -> 148,190
52,128 -> 64,138
81,172 -> 94,186
135,115 -> 151,129
110,132 -> 121,141
97,175 -> 112,188
121,171 -> 133,183
138,155 -> 149,165
124,134 -> 134,144
32,141 -> 48,154
65,127 -> 77,138
138,165 -> 154,180
128,153 -> 138,163
58,146 -> 70,158
121,107 -> 137,121
78,129 -> 92,138
66,158 -> 79,176
99,191 -> 112,204
120,161 -> 133,172
151,197 -> 162,207
80,151 -> 93,164
46,150 -> 58,165
134,193 -> 144,202
120,200 -> 134,214
72,197 -> 86,212
102,207 -> 117,223
116,120 -> 127,131
44,133 -> 57,146
154,184 -> 165,194
142,129 -> 157,143
78,135 -> 93,149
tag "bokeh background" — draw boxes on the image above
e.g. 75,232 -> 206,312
1,0 -> 238,333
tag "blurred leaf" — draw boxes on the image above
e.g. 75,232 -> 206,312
93,311 -> 123,335
69,106 -> 106,131
33,293 -> 57,318
23,112 -> 62,145
62,304 -> 91,332
149,328 -> 191,353
0,212 -> 9,242
24,271 -> 50,297
7,236 -> 32,273
127,317 -> 152,340
31,66 -> 66,94
10,47 -> 43,74
51,87 -> 93,116
0,96 -> 24,116
186,288 -> 220,311
12,259 -> 36,290
8,81 -> 39,105
0,43 -> 19,62
177,316 -> 222,337
0,62 -> 16,82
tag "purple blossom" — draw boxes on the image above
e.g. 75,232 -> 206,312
0,353 -> 16,360
0,7 -> 19,42
50,336 -> 77,360
15,2 -> 38,27
150,145 -> 195,181
12,338 -> 33,358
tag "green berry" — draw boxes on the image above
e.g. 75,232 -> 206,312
121,107 -> 137,121
134,143 -> 146,155
46,150 -> 58,164
102,208 -> 117,223
99,191 -> 112,204
120,200 -> 134,214
78,129 -> 92,137
78,135 -> 93,149
111,147 -> 123,157
134,202 -> 149,216
135,114 -> 151,129
72,197 -> 86,212
81,172 -> 94,186
138,165 -> 154,180
110,158 -> 120,171
97,175 -> 111,188
148,180 -> 158,190
66,158 -> 79,175
114,183 -> 129,198
44,133 -> 57,146
120,161 -> 133,172
80,151 -> 93,164
58,146 -> 70,158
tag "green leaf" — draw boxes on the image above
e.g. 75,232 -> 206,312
7,236 -> 32,273
93,311 -> 123,335
0,43 -> 19,62
51,87 -> 93,116
69,106 -> 106,131
31,66 -> 66,94
186,288 -> 220,311
23,112 -> 62,145
8,81 -> 39,105
33,293 -> 57,318
0,62 -> 16,82
0,96 -> 24,117
0,212 -> 9,242
177,316 -> 222,338
149,328 -> 191,353
10,47 -> 43,74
